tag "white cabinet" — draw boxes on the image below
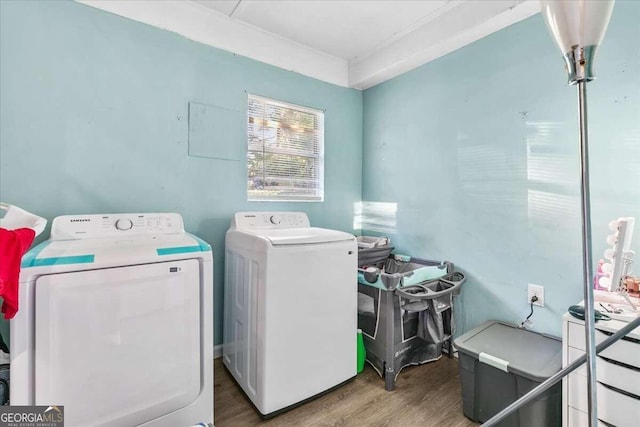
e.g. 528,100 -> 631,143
562,313 -> 640,426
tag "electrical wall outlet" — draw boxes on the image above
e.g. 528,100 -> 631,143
528,284 -> 544,307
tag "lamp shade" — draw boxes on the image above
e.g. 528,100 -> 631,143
541,0 -> 615,54
540,0 -> 615,83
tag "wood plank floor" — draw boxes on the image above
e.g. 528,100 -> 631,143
214,357 -> 479,427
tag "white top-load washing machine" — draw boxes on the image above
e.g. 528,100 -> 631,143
11,213 -> 213,427
224,212 -> 357,417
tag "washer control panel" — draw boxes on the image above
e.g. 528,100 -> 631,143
232,212 -> 310,230
51,213 -> 184,240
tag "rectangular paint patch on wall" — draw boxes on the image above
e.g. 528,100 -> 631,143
188,101 -> 245,161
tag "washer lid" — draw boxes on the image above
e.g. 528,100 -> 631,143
244,227 -> 355,245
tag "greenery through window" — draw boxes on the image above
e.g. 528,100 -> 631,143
247,94 -> 324,201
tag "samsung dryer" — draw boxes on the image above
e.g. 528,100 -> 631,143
11,213 -> 213,427
224,212 -> 357,417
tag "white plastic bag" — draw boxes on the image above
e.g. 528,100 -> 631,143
0,203 -> 46,236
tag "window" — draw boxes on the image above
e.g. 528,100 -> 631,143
247,94 -> 324,201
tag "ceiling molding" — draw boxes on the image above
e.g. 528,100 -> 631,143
78,0 -> 540,91
77,0 -> 350,87
349,0 -> 540,89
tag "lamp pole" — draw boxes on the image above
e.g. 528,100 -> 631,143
577,77 -> 598,426
540,2 -> 615,425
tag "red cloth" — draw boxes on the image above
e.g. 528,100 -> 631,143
0,227 -> 36,319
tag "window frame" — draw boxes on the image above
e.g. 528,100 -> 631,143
246,94 -> 325,202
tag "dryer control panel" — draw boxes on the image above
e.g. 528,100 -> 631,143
51,213 -> 185,240
231,212 -> 310,230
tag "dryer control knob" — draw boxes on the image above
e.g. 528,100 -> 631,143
270,215 -> 281,225
115,218 -> 133,231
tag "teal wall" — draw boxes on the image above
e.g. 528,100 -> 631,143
362,1 -> 640,338
2,0 -> 638,348
0,0 -> 363,345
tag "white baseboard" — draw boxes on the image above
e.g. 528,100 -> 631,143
214,344 -> 223,359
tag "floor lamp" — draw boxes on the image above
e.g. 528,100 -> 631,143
540,1 -> 615,425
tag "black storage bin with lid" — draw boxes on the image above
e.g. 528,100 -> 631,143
454,321 -> 562,427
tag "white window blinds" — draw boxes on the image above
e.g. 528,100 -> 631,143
247,94 -> 324,201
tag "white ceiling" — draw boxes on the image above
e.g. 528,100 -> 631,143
79,0 -> 541,89
194,0 -> 453,62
